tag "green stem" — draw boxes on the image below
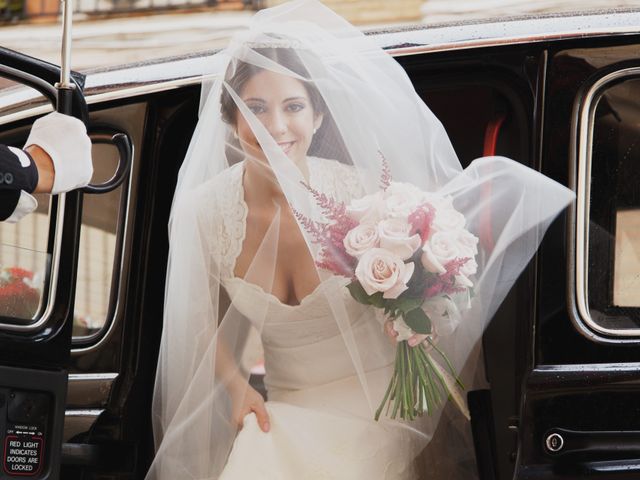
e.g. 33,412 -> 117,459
406,344 -> 415,420
426,337 -> 465,390
375,359 -> 397,421
399,341 -> 408,419
391,344 -> 403,419
412,348 -> 426,415
425,353 -> 450,403
413,349 -> 433,414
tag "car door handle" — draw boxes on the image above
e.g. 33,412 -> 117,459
544,428 -> 640,457
83,128 -> 133,194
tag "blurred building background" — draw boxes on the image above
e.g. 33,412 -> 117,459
1,0 -> 640,71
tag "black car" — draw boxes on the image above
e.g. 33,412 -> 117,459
0,8 -> 639,479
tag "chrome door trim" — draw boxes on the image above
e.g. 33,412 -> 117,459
67,373 -> 118,407
574,67 -> 640,338
63,409 -> 105,442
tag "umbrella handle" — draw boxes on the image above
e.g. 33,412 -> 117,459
56,0 -> 74,115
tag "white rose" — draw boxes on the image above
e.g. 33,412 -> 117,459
459,257 -> 478,277
392,316 -> 414,342
454,273 -> 474,288
433,206 -> 466,232
343,223 -> 379,258
422,296 -> 461,336
456,229 -> 479,256
421,192 -> 450,210
346,192 -> 385,223
355,248 -> 415,299
377,218 -> 422,261
421,231 -> 462,274
384,182 -> 423,219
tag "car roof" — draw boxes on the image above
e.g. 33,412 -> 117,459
372,7 -> 640,54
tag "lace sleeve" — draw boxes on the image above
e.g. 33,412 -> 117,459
308,156 -> 365,204
188,162 -> 246,280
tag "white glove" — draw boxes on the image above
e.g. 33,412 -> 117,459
24,112 -> 93,194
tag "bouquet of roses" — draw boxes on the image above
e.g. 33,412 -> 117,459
296,158 -> 478,421
0,265 -> 41,320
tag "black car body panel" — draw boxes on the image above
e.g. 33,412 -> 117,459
0,9 -> 639,479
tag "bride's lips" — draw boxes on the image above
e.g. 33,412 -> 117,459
277,141 -> 295,154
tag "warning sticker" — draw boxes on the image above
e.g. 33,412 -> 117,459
3,435 -> 43,476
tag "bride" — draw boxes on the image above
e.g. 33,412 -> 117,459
146,1 -> 574,479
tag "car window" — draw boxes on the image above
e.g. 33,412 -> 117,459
72,142 -> 124,338
0,80 -> 53,326
0,194 -> 51,323
71,102 -> 145,346
584,75 -> 640,332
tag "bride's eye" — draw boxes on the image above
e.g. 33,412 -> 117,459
248,103 -> 266,115
286,102 -> 305,113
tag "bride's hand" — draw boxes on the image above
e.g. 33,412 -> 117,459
230,382 -> 271,433
383,320 -> 429,348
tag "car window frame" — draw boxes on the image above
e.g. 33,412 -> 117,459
573,65 -> 640,340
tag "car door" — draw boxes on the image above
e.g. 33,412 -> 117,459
515,35 -> 640,479
0,47 -> 87,480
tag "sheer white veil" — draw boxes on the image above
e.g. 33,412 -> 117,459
145,1 -> 574,478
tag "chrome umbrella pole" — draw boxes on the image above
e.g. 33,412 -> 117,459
55,0 -> 74,113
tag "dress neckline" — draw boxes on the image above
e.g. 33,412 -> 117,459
229,158 -> 325,309
224,275 -> 345,310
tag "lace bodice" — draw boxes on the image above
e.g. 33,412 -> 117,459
192,156 -> 365,281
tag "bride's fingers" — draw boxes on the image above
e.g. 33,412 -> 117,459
383,321 -> 398,344
407,333 -> 429,347
252,402 -> 271,433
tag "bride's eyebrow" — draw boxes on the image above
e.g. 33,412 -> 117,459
243,97 -> 266,103
283,97 -> 307,102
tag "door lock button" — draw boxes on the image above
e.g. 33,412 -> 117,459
545,432 -> 564,453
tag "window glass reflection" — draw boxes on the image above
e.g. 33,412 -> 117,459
588,77 -> 640,331
72,142 -> 123,338
0,194 -> 50,323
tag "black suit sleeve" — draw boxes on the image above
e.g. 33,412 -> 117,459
0,145 -> 38,221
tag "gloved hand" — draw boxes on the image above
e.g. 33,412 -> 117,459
24,112 -> 93,194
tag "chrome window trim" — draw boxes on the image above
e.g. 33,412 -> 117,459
71,141 -> 136,356
0,194 -> 66,332
574,67 -> 640,338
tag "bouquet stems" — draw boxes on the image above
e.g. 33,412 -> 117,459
374,340 -> 466,421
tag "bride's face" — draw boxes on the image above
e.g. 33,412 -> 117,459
236,69 -> 323,167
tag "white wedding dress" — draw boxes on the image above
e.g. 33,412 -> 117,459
197,157 -> 423,479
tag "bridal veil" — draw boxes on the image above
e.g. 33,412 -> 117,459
146,0 -> 574,478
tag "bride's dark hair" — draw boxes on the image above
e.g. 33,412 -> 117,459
220,47 -> 326,124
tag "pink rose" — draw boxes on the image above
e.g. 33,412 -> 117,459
377,218 -> 422,261
355,248 -> 415,299
343,223 -> 379,258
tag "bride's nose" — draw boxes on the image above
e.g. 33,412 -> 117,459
265,110 -> 288,137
